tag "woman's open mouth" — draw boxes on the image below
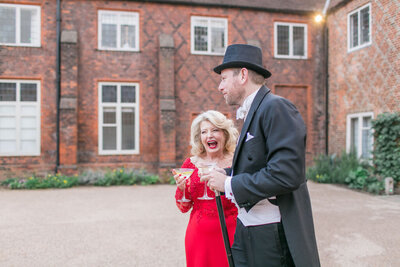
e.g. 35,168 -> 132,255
207,140 -> 218,149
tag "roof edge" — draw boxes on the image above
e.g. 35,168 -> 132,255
327,0 -> 352,15
127,0 -> 320,15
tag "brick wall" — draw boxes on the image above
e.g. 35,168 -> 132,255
0,0 -> 58,177
327,0 -> 400,155
0,0 -> 325,178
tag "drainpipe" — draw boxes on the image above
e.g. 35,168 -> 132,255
323,23 -> 329,155
55,0 -> 61,173
322,0 -> 330,155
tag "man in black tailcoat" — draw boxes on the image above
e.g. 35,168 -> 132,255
201,44 -> 320,267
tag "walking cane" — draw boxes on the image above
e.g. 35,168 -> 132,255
215,191 -> 235,267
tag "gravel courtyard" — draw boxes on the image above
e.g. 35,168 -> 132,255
0,182 -> 399,266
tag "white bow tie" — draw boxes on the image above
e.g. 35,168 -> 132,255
236,106 -> 248,120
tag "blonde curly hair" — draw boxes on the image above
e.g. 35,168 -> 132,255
190,110 -> 238,157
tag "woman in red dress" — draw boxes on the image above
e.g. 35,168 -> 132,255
174,110 -> 238,267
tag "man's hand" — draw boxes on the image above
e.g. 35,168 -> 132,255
199,167 -> 227,192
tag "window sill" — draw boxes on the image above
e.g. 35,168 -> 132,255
347,42 -> 372,53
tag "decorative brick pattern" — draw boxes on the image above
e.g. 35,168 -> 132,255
0,0 -> 325,178
327,0 -> 400,155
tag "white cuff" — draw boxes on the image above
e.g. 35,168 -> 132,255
224,176 -> 237,205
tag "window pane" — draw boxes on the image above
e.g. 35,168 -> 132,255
102,85 -> 117,102
20,8 -> 32,44
30,8 -> 40,45
362,116 -> 371,128
360,7 -> 370,44
361,128 -> 372,159
0,83 -> 16,101
121,24 -> 135,49
0,106 -> 15,115
350,13 -> 358,48
21,117 -> 36,128
211,26 -> 225,53
101,13 -> 117,24
0,6 -> 16,43
293,26 -> 305,56
277,25 -> 289,55
20,83 -> 37,101
103,126 -> 116,150
103,107 -> 116,124
350,118 -> 359,154
121,108 -> 135,150
361,116 -> 372,159
0,116 -> 16,128
21,140 -> 36,153
102,24 -> 117,48
121,85 -> 135,103
20,128 -> 36,139
0,128 -> 16,138
194,26 -> 208,51
20,106 -> 36,116
0,140 -> 16,153
120,13 -> 136,24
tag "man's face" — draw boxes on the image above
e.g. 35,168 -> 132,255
218,69 -> 245,106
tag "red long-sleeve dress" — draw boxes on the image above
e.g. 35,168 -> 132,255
175,157 -> 238,267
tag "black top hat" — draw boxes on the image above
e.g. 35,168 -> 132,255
213,44 -> 271,78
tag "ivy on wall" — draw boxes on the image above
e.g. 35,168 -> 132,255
371,112 -> 400,182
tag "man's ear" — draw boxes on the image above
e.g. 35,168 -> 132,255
239,68 -> 249,84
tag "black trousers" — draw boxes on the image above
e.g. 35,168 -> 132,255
231,220 -> 295,267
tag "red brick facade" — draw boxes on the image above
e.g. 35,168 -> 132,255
0,0 -> 327,179
326,0 -> 400,155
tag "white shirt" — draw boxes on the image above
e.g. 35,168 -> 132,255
236,89 -> 258,120
226,89 -> 281,226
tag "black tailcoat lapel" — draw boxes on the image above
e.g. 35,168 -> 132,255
232,85 -> 270,169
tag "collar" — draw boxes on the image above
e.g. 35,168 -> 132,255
236,89 -> 260,120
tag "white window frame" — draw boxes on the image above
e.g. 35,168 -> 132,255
98,82 -> 139,155
0,3 -> 41,47
274,22 -> 308,59
191,16 -> 228,55
0,80 -> 41,156
347,3 -> 372,52
98,10 -> 140,51
346,112 -> 374,159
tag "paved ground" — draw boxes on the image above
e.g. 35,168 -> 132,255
0,182 -> 399,267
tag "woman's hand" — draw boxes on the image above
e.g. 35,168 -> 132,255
172,170 -> 186,191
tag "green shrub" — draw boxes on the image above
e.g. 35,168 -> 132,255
93,168 -> 160,186
307,152 -> 361,184
1,168 -> 160,189
366,179 -> 385,195
345,166 -> 384,194
371,112 -> 400,183
345,166 -> 369,189
1,178 -> 25,189
307,152 -> 384,195
78,170 -> 105,185
1,174 -> 79,189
